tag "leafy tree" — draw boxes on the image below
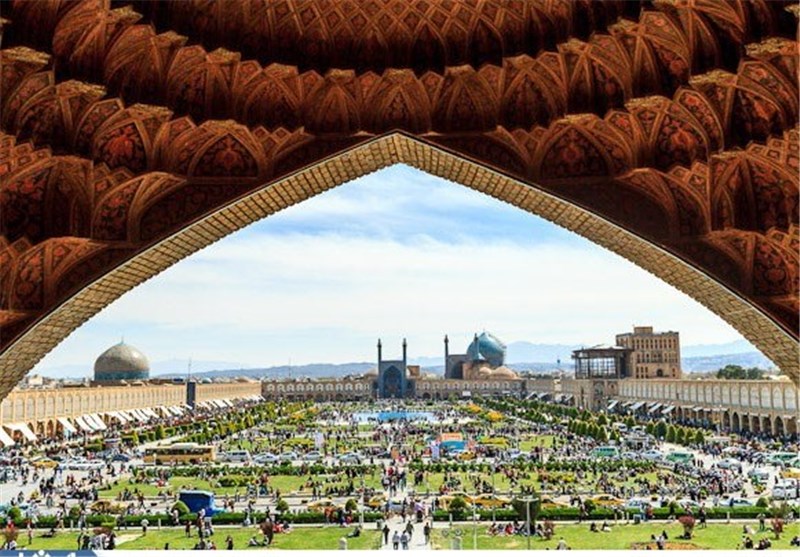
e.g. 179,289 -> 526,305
154,424 -> 166,441
596,427 -> 608,443
675,427 -> 686,445
596,414 -> 607,426
131,431 -> 140,446
645,423 -> 655,435
666,425 -> 676,443
655,421 -> 668,439
693,430 -> 705,445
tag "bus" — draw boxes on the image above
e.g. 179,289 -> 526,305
144,443 -> 216,465
665,450 -> 695,464
592,446 -> 620,458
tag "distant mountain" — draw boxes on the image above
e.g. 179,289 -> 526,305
680,339 -> 757,358
682,352 -> 775,373
158,362 -> 375,380
506,342 -> 581,364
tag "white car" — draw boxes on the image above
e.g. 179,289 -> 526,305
64,458 -> 105,471
747,468 -> 770,483
716,458 -> 742,471
279,451 -> 299,463
772,480 -> 799,500
303,451 -> 323,462
338,452 -> 362,464
673,498 -> 701,510
641,449 -> 663,461
718,497 -> 751,508
253,453 -> 279,465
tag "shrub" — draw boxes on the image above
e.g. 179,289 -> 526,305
448,497 -> 468,513
756,497 -> 769,508
275,499 -> 290,514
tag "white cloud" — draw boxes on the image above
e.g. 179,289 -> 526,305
31,166 -> 751,373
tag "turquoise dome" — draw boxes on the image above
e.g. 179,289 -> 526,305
467,332 -> 507,367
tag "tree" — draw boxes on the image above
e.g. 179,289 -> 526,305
693,430 -> 705,445
645,423 -> 655,436
275,499 -> 289,514
154,424 -> 166,441
655,421 -> 668,439
131,431 -> 140,446
675,427 -> 686,445
596,427 -> 608,443
596,414 -> 607,426
666,425 -> 676,443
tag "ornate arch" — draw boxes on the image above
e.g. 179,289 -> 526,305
0,0 -> 798,400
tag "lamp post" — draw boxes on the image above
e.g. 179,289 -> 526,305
491,463 -> 496,523
359,466 -> 365,528
521,497 -> 539,551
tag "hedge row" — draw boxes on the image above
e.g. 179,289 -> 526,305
431,505 -> 798,522
30,505 -> 797,529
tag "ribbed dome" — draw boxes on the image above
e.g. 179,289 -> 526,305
467,332 -> 506,367
94,342 -> 150,382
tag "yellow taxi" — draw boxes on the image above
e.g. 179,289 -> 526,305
438,491 -> 474,510
472,494 -> 511,509
539,496 -> 569,509
30,457 -> 58,469
457,451 -> 477,461
590,494 -> 624,507
366,494 -> 387,509
781,467 -> 800,479
307,499 -> 343,512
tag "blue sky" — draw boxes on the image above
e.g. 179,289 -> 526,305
32,165 -> 753,376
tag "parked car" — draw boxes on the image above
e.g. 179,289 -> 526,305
747,468 -> 770,483
303,451 -> 323,462
772,481 -> 799,500
717,497 -> 751,508
307,499 -> 341,512
590,494 -> 624,507
30,457 -> 58,469
253,453 -> 279,465
472,494 -> 511,509
716,458 -> 742,471
640,449 -> 663,461
278,451 -> 299,463
218,450 -> 251,463
337,452 -> 362,464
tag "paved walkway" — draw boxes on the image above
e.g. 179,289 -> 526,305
380,514 -> 431,551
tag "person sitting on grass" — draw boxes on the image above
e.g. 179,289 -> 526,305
589,522 -> 598,533
348,526 -> 361,538
248,535 -> 263,547
601,521 -> 611,533
789,535 -> 799,547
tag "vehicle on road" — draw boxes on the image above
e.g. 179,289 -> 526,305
307,499 -> 342,512
640,449 -> 663,461
781,467 -> 800,480
747,468 -> 770,483
715,458 -> 742,471
590,494 -> 624,507
219,450 -> 251,463
472,494 -> 511,509
717,497 -> 751,508
30,457 -> 58,469
665,451 -> 695,464
279,451 -> 299,463
592,446 -> 620,459
337,452 -> 362,464
303,451 -> 323,462
772,480 -> 799,500
253,453 -> 279,465
144,443 -> 216,465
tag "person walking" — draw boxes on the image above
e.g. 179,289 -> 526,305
423,522 -> 431,545
382,523 -> 390,545
392,530 -> 400,550
400,531 -> 410,550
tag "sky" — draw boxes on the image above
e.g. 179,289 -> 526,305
31,165 -> 755,377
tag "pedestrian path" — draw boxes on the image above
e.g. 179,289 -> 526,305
380,514 -> 431,551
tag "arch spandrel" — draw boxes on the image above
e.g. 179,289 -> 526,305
0,0 -> 798,397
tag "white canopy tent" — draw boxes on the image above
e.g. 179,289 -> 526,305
0,428 -> 15,447
57,417 -> 77,435
4,423 -> 37,442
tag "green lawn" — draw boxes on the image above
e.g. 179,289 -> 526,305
20,526 -> 380,551
431,522 -> 800,550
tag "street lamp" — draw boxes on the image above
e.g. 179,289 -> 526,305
491,463 -> 497,523
520,497 -> 539,551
